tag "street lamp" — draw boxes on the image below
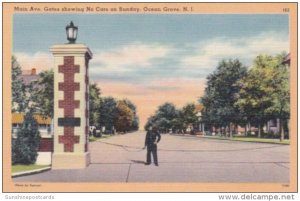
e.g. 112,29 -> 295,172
66,21 -> 78,44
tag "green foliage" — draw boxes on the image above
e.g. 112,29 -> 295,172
11,56 -> 40,165
12,112 -> 40,165
201,59 -> 248,135
150,103 -> 178,132
144,115 -> 157,131
235,53 -> 290,139
235,55 -> 274,126
200,53 -> 289,139
144,102 -> 198,133
122,99 -> 139,131
31,70 -> 54,118
264,54 -> 290,119
89,83 -> 101,127
131,116 -> 140,131
98,97 -> 139,133
99,97 -> 118,132
11,56 -> 27,112
115,100 -> 134,132
182,103 -> 198,129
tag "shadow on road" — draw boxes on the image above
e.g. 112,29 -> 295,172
131,160 -> 146,165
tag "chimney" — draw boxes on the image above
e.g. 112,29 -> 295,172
31,68 -> 36,75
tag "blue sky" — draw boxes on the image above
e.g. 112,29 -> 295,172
13,14 -> 289,125
14,14 -> 288,52
13,14 -> 289,81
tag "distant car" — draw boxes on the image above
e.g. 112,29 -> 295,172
90,126 -> 102,137
89,126 -> 96,136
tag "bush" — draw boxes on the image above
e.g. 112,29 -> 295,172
12,113 -> 40,165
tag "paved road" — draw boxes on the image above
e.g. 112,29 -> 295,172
14,131 -> 289,182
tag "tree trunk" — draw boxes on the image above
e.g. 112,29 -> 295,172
248,122 -> 251,136
258,124 -> 261,138
229,123 -> 233,138
286,119 -> 290,140
280,118 -> 284,142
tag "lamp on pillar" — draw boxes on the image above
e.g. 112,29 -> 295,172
66,21 -> 78,44
50,21 -> 92,169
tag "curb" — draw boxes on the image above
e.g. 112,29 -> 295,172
12,167 -> 51,178
200,136 -> 290,145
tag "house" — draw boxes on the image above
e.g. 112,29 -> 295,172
195,104 -> 205,134
12,68 -> 53,165
21,68 -> 39,85
12,113 -> 52,136
12,113 -> 53,165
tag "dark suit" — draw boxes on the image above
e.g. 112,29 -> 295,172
145,130 -> 161,165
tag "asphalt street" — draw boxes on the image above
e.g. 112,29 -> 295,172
13,131 -> 289,183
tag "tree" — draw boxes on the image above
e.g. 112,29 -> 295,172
201,59 -> 248,137
267,53 -> 290,141
182,103 -> 198,133
12,112 -> 40,164
31,70 -> 54,118
144,102 -> 181,133
131,116 -> 140,131
11,56 -> 40,165
99,97 -> 117,133
157,103 -> 178,120
122,99 -> 139,131
11,56 -> 27,112
115,100 -> 134,133
235,54 -> 290,140
89,83 -> 101,127
170,111 -> 184,133
235,60 -> 272,137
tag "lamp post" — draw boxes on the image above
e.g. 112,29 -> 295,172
66,21 -> 78,44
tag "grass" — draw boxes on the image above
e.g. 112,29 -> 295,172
89,134 -> 111,142
232,136 -> 290,144
12,164 -> 50,173
204,135 -> 290,145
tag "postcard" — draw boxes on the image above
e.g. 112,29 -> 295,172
2,2 -> 297,192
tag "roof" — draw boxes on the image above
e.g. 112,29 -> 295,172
12,113 -> 24,124
21,74 -> 39,85
33,114 -> 52,124
21,68 -> 38,85
282,53 -> 290,65
12,113 -> 52,125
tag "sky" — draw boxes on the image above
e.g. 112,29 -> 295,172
13,14 -> 289,127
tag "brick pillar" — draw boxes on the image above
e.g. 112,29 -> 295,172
50,44 -> 92,169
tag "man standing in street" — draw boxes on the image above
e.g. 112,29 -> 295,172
144,126 -> 161,166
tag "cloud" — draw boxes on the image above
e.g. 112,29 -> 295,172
13,31 -> 289,127
14,52 -> 53,73
180,31 -> 289,70
89,31 -> 289,85
90,42 -> 172,72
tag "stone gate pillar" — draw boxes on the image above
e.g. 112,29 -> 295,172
50,44 -> 92,169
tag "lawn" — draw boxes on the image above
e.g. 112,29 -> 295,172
89,134 -> 111,142
12,164 -> 50,173
204,135 -> 290,145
